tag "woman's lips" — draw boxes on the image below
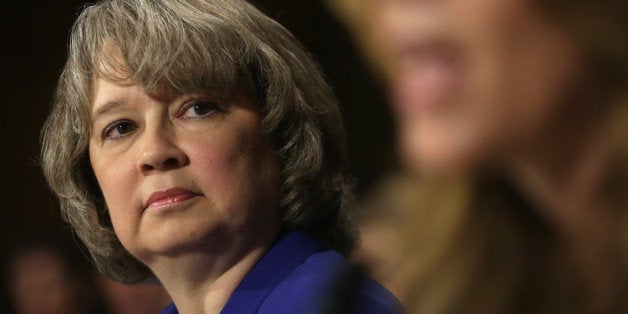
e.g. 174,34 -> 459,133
145,188 -> 200,209
392,43 -> 463,116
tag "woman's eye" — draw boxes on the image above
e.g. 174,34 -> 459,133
180,100 -> 219,119
103,120 -> 138,140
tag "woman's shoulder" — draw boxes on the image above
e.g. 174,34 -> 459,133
163,231 -> 402,314
259,247 -> 403,314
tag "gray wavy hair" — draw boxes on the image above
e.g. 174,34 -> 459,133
41,0 -> 356,284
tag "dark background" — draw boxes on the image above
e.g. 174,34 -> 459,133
1,1 -> 395,312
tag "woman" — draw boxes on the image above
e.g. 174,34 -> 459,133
40,0 -> 402,313
330,0 -> 627,313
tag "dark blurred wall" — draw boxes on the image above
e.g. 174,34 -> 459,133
1,0 -> 394,312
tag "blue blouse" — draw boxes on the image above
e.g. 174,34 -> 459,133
160,230 -> 403,314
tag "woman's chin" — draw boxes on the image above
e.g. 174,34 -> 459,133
399,129 -> 482,177
127,228 -> 218,264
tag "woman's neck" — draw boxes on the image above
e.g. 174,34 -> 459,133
508,122 -> 619,312
510,126 -> 609,238
148,225 -> 279,314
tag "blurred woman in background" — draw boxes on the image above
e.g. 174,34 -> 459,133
7,240 -> 105,314
330,0 -> 628,313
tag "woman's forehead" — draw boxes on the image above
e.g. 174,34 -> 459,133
90,44 -> 248,98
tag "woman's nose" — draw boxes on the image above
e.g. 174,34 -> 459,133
137,128 -> 189,173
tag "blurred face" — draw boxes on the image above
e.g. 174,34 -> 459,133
88,76 -> 281,263
11,250 -> 78,314
373,0 -> 582,173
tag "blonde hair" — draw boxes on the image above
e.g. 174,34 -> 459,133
331,0 -> 628,312
41,0 -> 356,284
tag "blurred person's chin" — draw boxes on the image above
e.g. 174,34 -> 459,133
392,76 -> 493,177
387,49 -> 486,176
397,115 -> 487,177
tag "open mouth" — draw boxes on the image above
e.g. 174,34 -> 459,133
391,41 -> 464,116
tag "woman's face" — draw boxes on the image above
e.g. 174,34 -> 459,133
88,77 -> 281,263
373,0 -> 582,173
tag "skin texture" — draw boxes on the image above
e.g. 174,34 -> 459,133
373,0 -> 583,174
88,73 -> 282,311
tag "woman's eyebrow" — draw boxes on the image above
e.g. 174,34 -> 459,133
92,100 -> 127,122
